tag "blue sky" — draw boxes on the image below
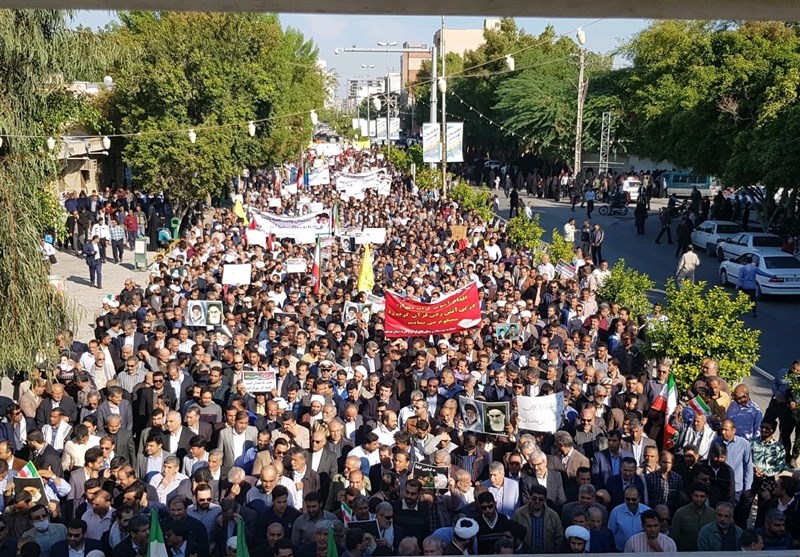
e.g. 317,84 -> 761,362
74,11 -> 647,94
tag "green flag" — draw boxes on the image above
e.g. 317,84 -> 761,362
236,517 -> 250,557
326,526 -> 337,557
147,508 -> 168,557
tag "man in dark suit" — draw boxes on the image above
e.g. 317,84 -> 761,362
103,414 -> 136,467
95,386 -> 134,432
362,382 -> 401,424
520,451 -> 566,511
135,371 -> 177,430
1,406 -> 35,459
606,456 -> 649,508
166,495 -> 210,552
287,448 -> 321,497
51,518 -> 104,557
164,519 -> 203,557
27,429 -> 63,476
34,384 -> 78,428
163,411 -> 195,461
621,418 -> 657,467
115,514 -> 151,557
184,407 -> 214,446
276,361 -> 301,399
213,499 -> 261,553
113,320 -> 147,354
591,430 -> 635,489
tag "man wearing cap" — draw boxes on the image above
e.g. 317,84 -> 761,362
444,517 -> 479,555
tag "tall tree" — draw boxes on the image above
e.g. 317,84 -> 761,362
109,12 -> 325,218
0,10 -> 112,375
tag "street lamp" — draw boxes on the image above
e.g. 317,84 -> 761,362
574,27 -> 587,177
361,64 -> 375,141
377,41 -> 397,146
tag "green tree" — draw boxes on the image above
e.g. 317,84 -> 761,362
0,10 -> 114,375
620,19 -> 800,221
507,213 -> 545,251
109,13 -> 325,218
544,228 -> 575,265
595,259 -> 655,318
647,280 -> 760,392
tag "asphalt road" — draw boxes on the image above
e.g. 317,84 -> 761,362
491,189 -> 796,410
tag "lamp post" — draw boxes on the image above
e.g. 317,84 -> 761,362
377,41 -> 397,148
439,16 -> 447,195
361,64 -> 375,142
574,27 -> 587,177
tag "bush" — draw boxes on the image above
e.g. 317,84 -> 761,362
507,213 -> 545,252
450,182 -> 494,222
595,259 -> 655,318
646,280 -> 760,392
542,228 -> 575,266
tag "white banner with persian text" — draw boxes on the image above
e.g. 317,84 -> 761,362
517,392 -> 564,433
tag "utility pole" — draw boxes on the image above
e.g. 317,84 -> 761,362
573,28 -> 587,176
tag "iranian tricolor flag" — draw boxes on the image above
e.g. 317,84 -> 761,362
311,236 -> 321,294
147,508 -> 168,557
340,502 -> 353,523
687,394 -> 711,417
17,461 -> 39,479
652,374 -> 679,449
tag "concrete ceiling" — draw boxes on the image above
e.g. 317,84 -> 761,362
0,0 -> 796,20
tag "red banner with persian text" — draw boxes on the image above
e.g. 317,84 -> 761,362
384,282 -> 482,337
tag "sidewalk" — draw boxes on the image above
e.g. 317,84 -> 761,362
50,245 -> 159,341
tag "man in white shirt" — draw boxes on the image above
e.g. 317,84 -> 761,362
372,411 -> 400,446
537,253 -> 556,282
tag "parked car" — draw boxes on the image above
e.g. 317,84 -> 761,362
691,220 -> 744,256
716,232 -> 785,261
619,178 -> 642,201
719,252 -> 800,298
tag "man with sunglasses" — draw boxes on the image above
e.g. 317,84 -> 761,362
475,491 -> 515,554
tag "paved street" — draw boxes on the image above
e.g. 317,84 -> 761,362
490,189 -> 795,411
0,244 -> 158,398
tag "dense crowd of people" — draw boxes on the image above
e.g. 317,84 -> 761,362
5,145 -> 799,557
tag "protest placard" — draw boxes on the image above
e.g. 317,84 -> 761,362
221,264 -> 252,286
412,462 -> 449,490
242,370 -> 276,393
517,392 -> 565,433
285,258 -> 307,274
555,260 -> 576,279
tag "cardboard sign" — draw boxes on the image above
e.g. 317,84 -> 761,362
451,225 -> 468,241
517,392 -> 565,433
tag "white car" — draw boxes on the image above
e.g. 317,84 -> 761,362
716,232 -> 785,261
619,178 -> 641,201
719,252 -> 800,297
691,220 -> 744,256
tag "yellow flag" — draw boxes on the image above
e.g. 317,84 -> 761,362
357,244 -> 375,293
232,200 -> 249,226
